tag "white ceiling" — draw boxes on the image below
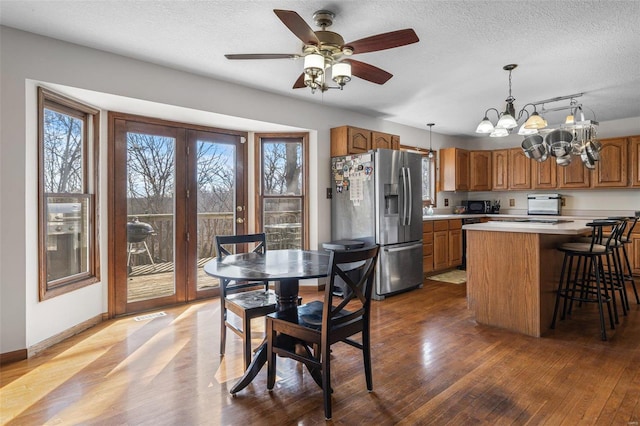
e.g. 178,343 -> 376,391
1,0 -> 639,137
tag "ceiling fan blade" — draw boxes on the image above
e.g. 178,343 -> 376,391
274,9 -> 319,45
345,29 -> 419,54
225,53 -> 299,60
349,60 -> 393,85
292,73 -> 306,89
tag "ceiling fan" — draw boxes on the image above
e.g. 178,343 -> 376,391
224,9 -> 419,93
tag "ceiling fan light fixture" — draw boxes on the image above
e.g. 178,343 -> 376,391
303,53 -> 325,76
332,62 -> 352,87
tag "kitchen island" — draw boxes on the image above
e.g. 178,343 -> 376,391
463,219 -> 592,337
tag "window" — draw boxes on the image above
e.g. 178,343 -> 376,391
38,88 -> 100,300
401,145 -> 436,207
256,133 -> 309,250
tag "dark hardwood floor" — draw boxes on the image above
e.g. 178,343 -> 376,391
2,279 -> 640,425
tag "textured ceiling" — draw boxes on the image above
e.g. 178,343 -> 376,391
1,0 -> 639,136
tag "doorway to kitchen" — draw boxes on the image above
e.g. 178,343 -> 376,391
109,113 -> 249,316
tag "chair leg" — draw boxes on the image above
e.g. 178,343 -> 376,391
220,302 -> 227,356
362,326 -> 373,392
266,319 -> 276,390
243,313 -> 252,370
321,343 -> 332,420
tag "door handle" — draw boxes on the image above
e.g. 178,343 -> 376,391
236,218 -> 244,224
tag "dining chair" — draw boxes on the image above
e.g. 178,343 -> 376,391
216,233 -> 276,369
266,245 -> 380,420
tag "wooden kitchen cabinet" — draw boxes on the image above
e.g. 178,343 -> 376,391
557,157 -> 591,188
431,219 -> 462,272
628,136 -> 640,187
532,157 -> 557,189
508,148 -> 531,190
492,149 -> 509,190
422,221 -> 434,274
432,220 -> 449,271
440,148 -> 470,192
593,137 -> 628,187
448,219 -> 463,268
469,150 -> 492,191
330,126 -> 371,157
630,224 -> 640,276
371,131 -> 400,150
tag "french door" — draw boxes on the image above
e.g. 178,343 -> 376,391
109,113 -> 247,316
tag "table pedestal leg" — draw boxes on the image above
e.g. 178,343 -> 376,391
229,278 -> 300,394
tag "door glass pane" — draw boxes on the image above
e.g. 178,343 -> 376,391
264,198 -> 302,249
196,140 -> 236,291
126,132 -> 175,302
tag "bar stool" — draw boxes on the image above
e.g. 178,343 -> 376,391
551,220 -> 620,341
616,215 -> 639,305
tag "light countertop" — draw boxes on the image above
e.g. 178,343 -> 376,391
462,219 -> 593,235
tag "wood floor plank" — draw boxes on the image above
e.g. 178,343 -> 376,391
2,280 -> 640,425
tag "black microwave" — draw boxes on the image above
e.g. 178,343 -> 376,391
461,200 -> 491,214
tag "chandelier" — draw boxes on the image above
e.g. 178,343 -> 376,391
476,64 -> 600,168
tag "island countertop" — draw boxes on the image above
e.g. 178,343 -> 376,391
463,219 -> 592,235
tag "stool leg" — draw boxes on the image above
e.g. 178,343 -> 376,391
604,251 -> 621,323
621,243 -> 640,304
613,246 -> 629,313
552,253 -> 570,328
593,256 -> 609,341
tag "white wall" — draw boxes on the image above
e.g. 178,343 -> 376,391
0,26 -> 466,353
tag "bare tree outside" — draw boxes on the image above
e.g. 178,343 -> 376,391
43,109 -> 83,193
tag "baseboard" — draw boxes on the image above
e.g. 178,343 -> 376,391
27,313 -> 105,358
0,349 -> 28,365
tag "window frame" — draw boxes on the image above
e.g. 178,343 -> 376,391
38,87 -> 100,300
254,133 -> 309,250
400,145 -> 437,207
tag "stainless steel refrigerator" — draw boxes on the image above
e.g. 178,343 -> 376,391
330,149 -> 423,299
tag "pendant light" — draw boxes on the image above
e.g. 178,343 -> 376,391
427,123 -> 435,158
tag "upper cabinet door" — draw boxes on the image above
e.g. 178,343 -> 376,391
371,131 -> 393,150
593,137 -> 628,187
508,148 -> 531,190
330,126 -> 371,157
557,158 -> 591,188
440,148 -> 470,192
492,149 -> 509,191
631,136 -> 640,187
532,157 -> 557,189
469,150 -> 492,191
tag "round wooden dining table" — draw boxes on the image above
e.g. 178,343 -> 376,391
204,249 -> 331,393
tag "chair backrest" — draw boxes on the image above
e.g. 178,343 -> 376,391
322,245 -> 379,339
215,233 -> 266,259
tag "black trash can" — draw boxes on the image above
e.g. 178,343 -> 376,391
322,240 -> 365,298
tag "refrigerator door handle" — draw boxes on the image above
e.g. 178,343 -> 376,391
401,167 -> 409,226
406,166 -> 412,226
